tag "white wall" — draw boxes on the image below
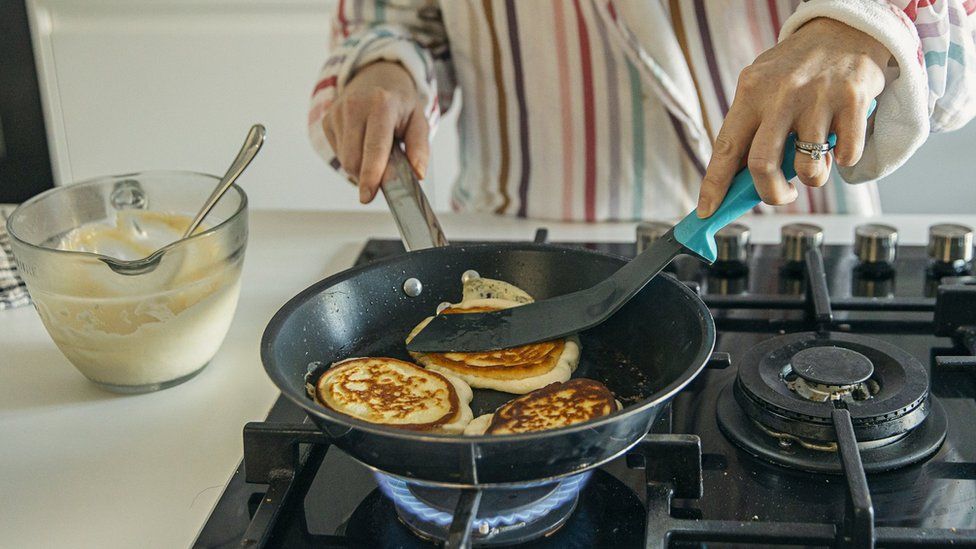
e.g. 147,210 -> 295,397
877,122 -> 976,214
27,0 -> 460,213
27,0 -> 973,215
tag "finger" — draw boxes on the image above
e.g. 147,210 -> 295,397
358,111 -> 397,203
326,106 -> 344,155
324,112 -> 358,186
324,110 -> 347,177
322,114 -> 336,150
326,126 -> 349,180
338,111 -> 366,182
402,106 -> 430,179
793,109 -> 832,188
322,114 -> 338,154
697,105 -> 758,217
833,97 -> 870,167
748,118 -> 797,206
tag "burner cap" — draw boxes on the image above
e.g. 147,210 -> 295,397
790,347 -> 874,386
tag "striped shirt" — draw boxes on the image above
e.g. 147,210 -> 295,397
309,0 -> 976,221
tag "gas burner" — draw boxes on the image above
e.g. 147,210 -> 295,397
784,346 -> 876,402
717,332 -> 947,473
374,473 -> 589,546
346,470 -> 643,547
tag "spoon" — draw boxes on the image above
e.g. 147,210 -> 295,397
100,124 -> 266,275
182,124 -> 266,238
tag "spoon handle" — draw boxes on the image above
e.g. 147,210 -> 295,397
183,124 -> 266,238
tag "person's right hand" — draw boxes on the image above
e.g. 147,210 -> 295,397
322,61 -> 429,203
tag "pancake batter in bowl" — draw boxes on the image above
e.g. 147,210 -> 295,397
31,210 -> 244,390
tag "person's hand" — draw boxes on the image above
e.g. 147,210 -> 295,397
322,61 -> 429,203
696,18 -> 890,217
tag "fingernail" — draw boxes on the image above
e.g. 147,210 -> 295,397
410,157 -> 427,179
359,185 -> 371,203
696,198 -> 712,218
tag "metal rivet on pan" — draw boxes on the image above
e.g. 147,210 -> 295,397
461,270 -> 480,283
403,278 -> 423,297
436,301 -> 451,314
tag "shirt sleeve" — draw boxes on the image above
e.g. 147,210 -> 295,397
780,0 -> 976,183
308,1 -> 454,172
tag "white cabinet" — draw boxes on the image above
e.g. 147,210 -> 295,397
27,0 -> 460,212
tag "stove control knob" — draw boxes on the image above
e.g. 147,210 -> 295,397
715,223 -> 750,263
854,223 -> 898,264
636,221 -> 672,254
781,223 -> 824,263
928,223 -> 974,264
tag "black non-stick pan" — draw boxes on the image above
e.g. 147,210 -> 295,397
261,148 -> 715,487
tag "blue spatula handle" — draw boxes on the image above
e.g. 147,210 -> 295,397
673,100 -> 876,263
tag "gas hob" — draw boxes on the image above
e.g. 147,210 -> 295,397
195,221 -> 976,548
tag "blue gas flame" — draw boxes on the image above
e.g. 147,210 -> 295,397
375,472 -> 591,529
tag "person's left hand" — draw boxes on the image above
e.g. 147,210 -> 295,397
696,17 -> 891,217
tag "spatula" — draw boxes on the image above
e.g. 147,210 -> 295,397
407,106 -> 874,353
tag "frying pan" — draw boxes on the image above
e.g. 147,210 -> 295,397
260,147 -> 714,487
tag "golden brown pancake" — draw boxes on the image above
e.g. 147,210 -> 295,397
315,357 -> 473,433
464,379 -> 619,435
406,299 -> 580,394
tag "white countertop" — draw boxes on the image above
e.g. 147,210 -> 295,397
2,210 -> 975,549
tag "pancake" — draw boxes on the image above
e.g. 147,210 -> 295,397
314,357 -> 473,434
406,298 -> 580,394
464,379 -> 619,435
461,277 -> 533,303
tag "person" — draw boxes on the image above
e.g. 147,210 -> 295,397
308,1 -> 976,222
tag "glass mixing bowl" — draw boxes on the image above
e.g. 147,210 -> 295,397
6,171 -> 248,393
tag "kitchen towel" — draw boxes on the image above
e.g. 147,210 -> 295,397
0,209 -> 31,310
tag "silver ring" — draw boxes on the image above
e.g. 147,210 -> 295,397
794,140 -> 832,161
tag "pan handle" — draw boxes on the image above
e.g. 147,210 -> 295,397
380,143 -> 449,251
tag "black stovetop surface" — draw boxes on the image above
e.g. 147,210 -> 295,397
195,237 -> 976,548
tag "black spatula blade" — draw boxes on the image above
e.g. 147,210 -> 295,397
406,233 -> 684,352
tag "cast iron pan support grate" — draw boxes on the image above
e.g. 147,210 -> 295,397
703,247 -> 935,334
832,408 -> 874,548
233,422 -> 976,548
804,248 -> 833,332
629,434 -> 836,548
704,246 -> 933,334
445,490 -> 482,549
240,422 -> 331,548
626,431 -> 976,547
934,278 -> 976,381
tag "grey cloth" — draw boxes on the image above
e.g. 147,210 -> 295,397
0,209 -> 30,310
